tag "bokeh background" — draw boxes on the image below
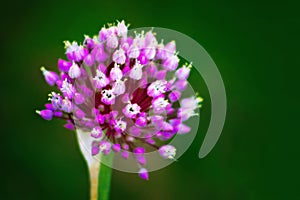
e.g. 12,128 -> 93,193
1,0 -> 299,199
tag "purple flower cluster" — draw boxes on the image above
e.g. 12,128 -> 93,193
36,21 -> 202,180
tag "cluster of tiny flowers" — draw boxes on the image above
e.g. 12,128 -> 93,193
36,21 -> 202,180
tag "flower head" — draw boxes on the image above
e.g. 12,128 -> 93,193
36,20 -> 202,180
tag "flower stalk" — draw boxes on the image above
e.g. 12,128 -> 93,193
89,160 -> 100,200
77,129 -> 113,200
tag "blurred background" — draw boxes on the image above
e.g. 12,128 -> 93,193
1,0 -> 299,199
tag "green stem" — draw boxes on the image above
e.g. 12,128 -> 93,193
76,130 -> 113,200
97,153 -> 113,200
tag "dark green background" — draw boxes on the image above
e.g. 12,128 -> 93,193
1,0 -> 299,199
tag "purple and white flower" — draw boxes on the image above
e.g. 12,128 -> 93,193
36,20 -> 202,180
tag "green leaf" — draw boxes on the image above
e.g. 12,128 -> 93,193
98,153 -> 113,200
